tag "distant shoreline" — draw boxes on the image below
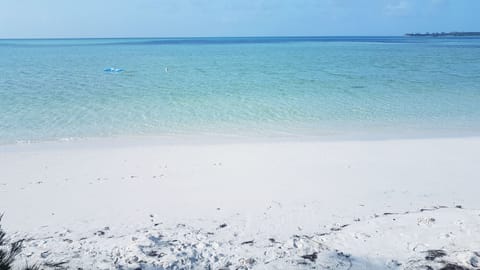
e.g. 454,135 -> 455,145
405,31 -> 480,37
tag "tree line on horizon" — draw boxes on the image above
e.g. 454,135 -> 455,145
405,31 -> 480,37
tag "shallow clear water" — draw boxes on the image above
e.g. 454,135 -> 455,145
1,37 -> 480,144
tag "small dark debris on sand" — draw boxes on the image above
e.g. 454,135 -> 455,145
421,206 -> 448,212
300,252 -> 318,262
40,251 -> 50,258
425,249 -> 447,261
389,259 -> 402,267
336,251 -> 352,261
471,255 -> 480,267
145,250 -> 165,258
94,230 -> 105,236
218,223 -> 227,229
44,261 -> 69,267
331,224 -> 349,231
241,240 -> 254,245
439,263 -> 470,270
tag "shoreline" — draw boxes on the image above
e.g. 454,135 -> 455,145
3,129 -> 480,150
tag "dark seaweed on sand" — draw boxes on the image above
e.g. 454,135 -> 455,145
0,215 -> 39,270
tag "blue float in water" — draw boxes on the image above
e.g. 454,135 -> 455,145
104,67 -> 123,73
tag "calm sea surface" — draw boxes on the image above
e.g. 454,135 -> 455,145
1,37 -> 480,144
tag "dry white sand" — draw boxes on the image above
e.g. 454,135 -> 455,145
1,137 -> 479,269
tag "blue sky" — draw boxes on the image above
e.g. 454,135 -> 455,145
0,0 -> 478,38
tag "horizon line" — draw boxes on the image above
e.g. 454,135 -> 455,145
0,35 -> 411,40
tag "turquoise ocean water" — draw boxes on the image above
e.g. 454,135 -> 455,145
1,37 -> 480,144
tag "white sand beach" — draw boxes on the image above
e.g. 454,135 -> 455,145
1,137 -> 479,269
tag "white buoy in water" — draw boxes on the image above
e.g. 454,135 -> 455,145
104,67 -> 123,73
